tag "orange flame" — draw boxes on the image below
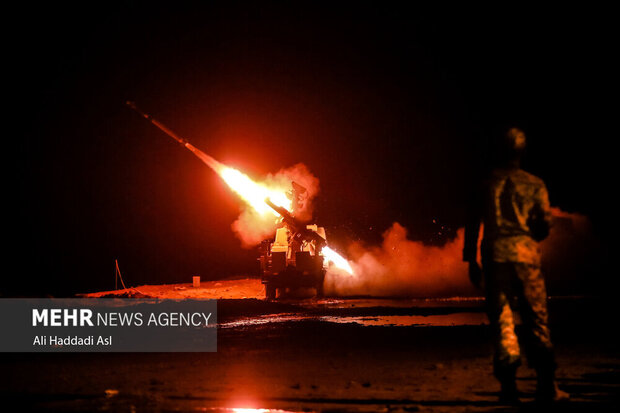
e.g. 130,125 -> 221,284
323,246 -> 354,275
219,167 -> 292,216
213,164 -> 354,276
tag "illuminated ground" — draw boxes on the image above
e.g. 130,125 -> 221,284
80,278 -> 267,300
2,282 -> 618,412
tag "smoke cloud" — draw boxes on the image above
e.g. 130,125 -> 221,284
222,157 -> 598,297
325,208 -> 599,298
231,163 -> 319,247
325,224 -> 476,297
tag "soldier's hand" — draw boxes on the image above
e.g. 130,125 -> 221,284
468,262 -> 483,289
527,204 -> 550,241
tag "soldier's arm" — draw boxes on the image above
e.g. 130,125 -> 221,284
528,181 -> 553,241
539,182 -> 552,226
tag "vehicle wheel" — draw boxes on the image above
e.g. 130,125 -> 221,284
316,282 -> 324,298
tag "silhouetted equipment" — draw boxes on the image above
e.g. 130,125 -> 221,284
265,198 -> 326,250
259,191 -> 328,300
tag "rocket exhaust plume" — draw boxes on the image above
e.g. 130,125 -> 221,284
126,101 -> 353,274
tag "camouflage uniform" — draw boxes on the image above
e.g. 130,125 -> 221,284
464,166 -> 555,381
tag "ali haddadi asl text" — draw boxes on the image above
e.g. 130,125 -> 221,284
32,335 -> 112,346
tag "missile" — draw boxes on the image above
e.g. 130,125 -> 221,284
126,101 -> 221,171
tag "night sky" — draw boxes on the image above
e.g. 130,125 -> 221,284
8,3 -> 613,296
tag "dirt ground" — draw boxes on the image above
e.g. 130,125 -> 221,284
80,278 -> 267,300
2,281 -> 618,412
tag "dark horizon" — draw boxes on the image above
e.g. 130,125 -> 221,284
8,3 -> 613,296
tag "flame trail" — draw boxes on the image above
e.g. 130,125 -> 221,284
323,246 -> 354,274
127,101 -> 354,274
219,167 -> 291,216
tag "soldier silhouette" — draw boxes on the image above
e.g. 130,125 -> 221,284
463,127 -> 569,403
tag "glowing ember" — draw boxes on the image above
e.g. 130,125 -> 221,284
230,409 -> 271,413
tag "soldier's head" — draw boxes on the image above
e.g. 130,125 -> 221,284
494,127 -> 526,167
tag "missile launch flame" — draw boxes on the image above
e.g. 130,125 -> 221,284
127,101 -> 354,275
219,167 -> 292,216
217,166 -> 354,275
323,246 -> 354,275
